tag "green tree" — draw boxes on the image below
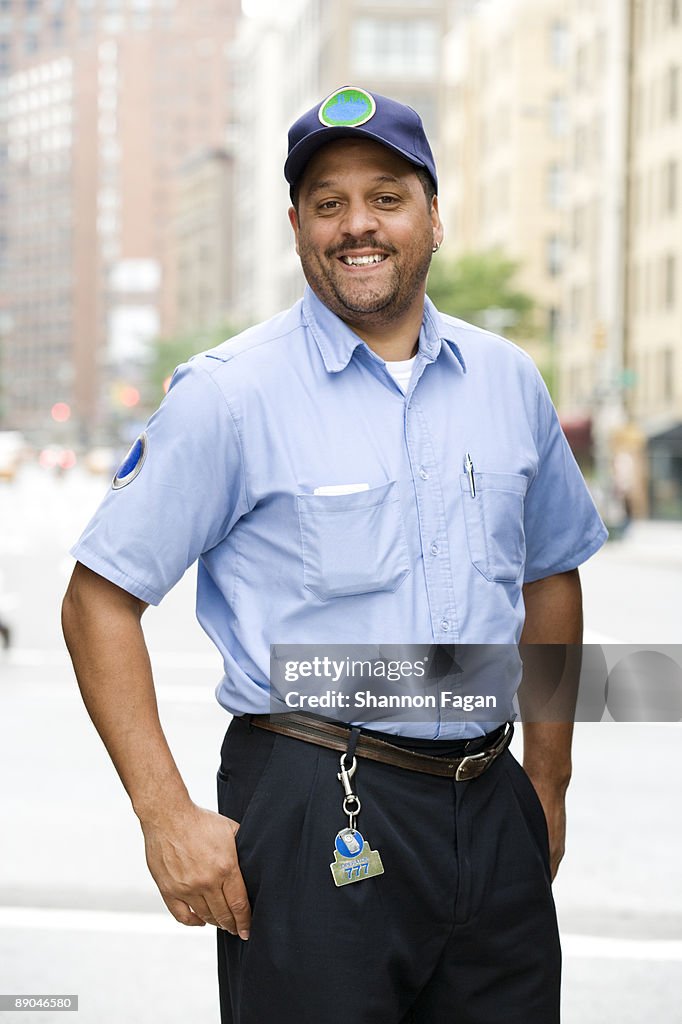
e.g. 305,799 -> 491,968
426,249 -> 538,343
147,321 -> 241,396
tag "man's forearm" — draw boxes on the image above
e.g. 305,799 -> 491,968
519,569 -> 583,878
519,567 -> 583,748
63,563 -> 251,935
61,562 -> 190,825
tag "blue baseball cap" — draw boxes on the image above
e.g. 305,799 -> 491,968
285,86 -> 438,198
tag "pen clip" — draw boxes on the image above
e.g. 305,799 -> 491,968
464,452 -> 476,498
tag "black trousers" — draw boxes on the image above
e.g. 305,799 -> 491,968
216,716 -> 561,1024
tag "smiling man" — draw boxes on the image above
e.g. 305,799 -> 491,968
63,88 -> 607,1024
288,137 -> 441,360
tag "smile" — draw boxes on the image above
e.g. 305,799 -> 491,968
339,254 -> 388,266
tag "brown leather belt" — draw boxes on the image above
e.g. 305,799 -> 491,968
249,713 -> 513,781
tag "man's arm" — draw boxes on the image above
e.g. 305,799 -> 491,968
61,562 -> 250,938
519,567 -> 583,880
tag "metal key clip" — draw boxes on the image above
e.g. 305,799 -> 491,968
337,754 -> 357,798
337,755 -> 361,829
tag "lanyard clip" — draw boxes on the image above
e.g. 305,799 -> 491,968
337,754 -> 357,799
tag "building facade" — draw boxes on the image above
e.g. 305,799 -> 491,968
1,0 -> 239,440
441,0 -> 571,369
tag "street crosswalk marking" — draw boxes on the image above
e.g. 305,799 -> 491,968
0,907 -> 681,959
6,648 -> 219,670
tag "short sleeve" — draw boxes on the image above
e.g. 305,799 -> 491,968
523,371 -> 607,583
71,358 -> 249,604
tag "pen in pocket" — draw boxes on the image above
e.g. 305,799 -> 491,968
464,452 -> 476,497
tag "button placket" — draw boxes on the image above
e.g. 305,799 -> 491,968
405,398 -> 460,643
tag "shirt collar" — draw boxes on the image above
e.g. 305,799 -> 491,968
302,286 -> 467,374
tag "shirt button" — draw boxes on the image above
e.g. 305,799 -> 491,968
419,467 -> 429,480
430,543 -> 439,556
440,619 -> 450,632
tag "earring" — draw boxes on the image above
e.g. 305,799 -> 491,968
432,243 -> 440,253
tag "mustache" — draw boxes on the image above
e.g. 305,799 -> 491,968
326,238 -> 398,259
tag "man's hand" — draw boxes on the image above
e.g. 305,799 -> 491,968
524,772 -> 567,880
141,802 -> 250,938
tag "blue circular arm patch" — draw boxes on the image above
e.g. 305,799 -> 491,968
112,433 -> 148,490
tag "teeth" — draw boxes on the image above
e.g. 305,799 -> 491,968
341,254 -> 386,266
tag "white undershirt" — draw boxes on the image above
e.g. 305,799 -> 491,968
385,355 -> 417,395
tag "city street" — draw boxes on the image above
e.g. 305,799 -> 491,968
1,466 -> 681,1023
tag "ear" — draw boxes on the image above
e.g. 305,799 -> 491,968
430,195 -> 444,251
288,206 -> 300,256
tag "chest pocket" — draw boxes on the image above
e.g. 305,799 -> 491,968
297,481 -> 411,601
460,472 -> 528,583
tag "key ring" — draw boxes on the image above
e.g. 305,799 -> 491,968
337,754 -> 361,829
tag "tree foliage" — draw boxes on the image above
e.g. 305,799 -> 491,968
147,321 -> 241,396
426,249 -> 538,342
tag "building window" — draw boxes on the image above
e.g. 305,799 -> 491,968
549,93 -> 568,137
351,18 -> 439,79
663,158 -> 678,214
547,163 -> 566,209
569,285 -> 583,330
664,253 -> 677,308
573,124 -> 587,169
574,44 -> 587,91
630,264 -> 639,316
571,206 -> 585,249
546,234 -> 563,276
632,174 -> 641,226
549,19 -> 569,67
666,65 -> 680,120
659,350 -> 671,401
662,349 -> 675,401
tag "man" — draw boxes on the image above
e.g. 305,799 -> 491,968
63,87 -> 607,1023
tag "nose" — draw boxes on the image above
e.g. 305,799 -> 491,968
339,198 -> 381,239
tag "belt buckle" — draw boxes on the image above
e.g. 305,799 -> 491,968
455,750 -> 491,782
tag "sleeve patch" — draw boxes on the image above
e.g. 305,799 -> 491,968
112,433 -> 148,490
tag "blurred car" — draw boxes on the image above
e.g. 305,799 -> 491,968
83,447 -> 117,476
0,431 -> 29,482
39,445 -> 77,473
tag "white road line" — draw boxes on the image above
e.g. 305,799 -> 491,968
0,907 -> 681,959
0,907 -> 185,936
583,629 -> 622,644
1,680 -> 216,705
562,933 -> 682,962
7,649 -> 219,670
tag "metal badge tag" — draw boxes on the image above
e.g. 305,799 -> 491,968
330,828 -> 384,887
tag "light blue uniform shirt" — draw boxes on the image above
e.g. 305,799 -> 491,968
72,287 -> 607,738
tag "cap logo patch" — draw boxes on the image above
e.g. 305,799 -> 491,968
318,87 -> 376,128
112,432 -> 148,490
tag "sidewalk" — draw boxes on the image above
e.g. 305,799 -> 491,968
604,518 -> 682,569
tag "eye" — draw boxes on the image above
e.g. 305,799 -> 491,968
375,194 -> 400,206
318,199 -> 341,211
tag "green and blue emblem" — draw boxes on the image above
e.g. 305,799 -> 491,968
318,87 -> 376,128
